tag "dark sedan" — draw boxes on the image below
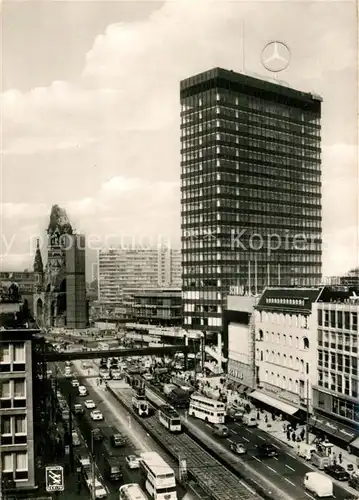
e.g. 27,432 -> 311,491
257,444 -> 279,458
92,428 -> 103,442
324,464 -> 350,481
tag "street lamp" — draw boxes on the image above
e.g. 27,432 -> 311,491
90,430 -> 96,500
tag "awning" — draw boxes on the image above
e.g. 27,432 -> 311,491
350,436 -> 359,450
249,390 -> 299,416
309,414 -> 358,444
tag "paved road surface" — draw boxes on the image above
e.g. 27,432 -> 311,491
145,386 -> 355,500
55,361 -> 195,499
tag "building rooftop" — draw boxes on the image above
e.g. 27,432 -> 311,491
256,287 -> 323,313
0,283 -> 36,329
133,288 -> 181,298
180,67 -> 322,111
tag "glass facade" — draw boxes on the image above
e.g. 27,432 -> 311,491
180,68 -> 322,332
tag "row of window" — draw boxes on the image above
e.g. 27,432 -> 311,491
183,277 -> 321,289
257,349 -> 309,372
183,316 -> 222,327
0,343 -> 26,372
318,310 -> 358,330
317,372 -> 358,398
261,372 -> 305,395
331,397 -> 359,422
318,352 -> 358,374
256,312 -> 309,329
183,186 -> 321,202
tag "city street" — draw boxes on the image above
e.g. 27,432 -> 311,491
54,361 -> 194,499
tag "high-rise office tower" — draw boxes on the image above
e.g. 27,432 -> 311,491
181,68 -> 322,336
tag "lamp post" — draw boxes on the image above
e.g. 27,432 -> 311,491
90,430 -> 96,500
305,378 -> 310,445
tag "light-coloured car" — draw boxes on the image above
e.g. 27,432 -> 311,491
86,478 -> 107,498
100,371 -> 111,380
125,455 -> 140,469
90,410 -> 104,421
143,373 -> 153,381
71,379 -> 80,387
85,400 -> 96,409
230,442 -> 246,455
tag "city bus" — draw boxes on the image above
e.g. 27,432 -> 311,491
158,405 -> 182,433
132,392 -> 149,417
119,483 -> 147,500
188,393 -> 226,424
140,452 -> 177,500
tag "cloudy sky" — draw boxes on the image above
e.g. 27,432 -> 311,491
0,0 -> 357,279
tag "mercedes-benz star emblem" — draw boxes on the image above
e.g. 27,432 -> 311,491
261,41 -> 291,73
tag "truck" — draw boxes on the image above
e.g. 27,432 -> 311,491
297,442 -> 317,460
304,472 -> 333,498
311,449 -> 331,470
168,387 -> 190,408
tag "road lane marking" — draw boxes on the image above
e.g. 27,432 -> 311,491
205,424 -> 211,428
246,428 -> 252,433
252,456 -> 261,462
231,430 -> 237,434
242,437 -> 250,442
285,464 -> 295,471
258,435 -> 265,440
273,457 -> 278,460
284,478 -> 295,486
266,466 -> 277,473
271,444 -> 279,448
304,493 -> 315,500
227,439 -> 235,444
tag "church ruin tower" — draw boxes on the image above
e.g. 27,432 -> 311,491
33,239 -> 44,292
33,204 -> 88,329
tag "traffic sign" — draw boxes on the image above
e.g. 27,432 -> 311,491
45,466 -> 64,492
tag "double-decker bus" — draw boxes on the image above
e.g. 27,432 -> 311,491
119,483 -> 147,500
132,391 -> 149,417
189,393 -> 226,424
140,452 -> 177,500
158,405 -> 182,433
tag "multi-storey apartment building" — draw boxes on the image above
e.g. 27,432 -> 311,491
0,298 -> 38,494
252,287 -> 320,420
98,247 -> 182,312
312,293 -> 359,449
180,68 -> 322,342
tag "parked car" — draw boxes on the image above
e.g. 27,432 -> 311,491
74,404 -> 84,416
71,379 -> 80,387
348,475 -> 359,491
324,465 -> 350,481
257,443 -> 279,458
125,455 -> 140,469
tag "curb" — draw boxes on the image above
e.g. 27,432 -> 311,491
260,428 -> 359,497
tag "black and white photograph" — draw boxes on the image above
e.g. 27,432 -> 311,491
0,0 -> 358,499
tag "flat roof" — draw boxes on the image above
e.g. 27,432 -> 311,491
140,452 -> 174,475
180,67 -> 322,112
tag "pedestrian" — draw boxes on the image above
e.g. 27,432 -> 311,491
338,452 -> 342,464
283,422 -> 287,432
300,428 -> 305,441
264,414 -> 268,424
333,454 -> 337,466
287,430 -> 291,441
292,431 -> 296,442
257,411 -> 260,420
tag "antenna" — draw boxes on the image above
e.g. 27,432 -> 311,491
242,19 -> 246,73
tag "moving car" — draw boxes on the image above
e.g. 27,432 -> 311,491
74,404 -> 84,415
111,430 -> 126,447
86,478 -> 107,499
229,442 -> 246,455
324,464 -> 350,481
212,424 -> 229,438
92,428 -> 103,442
257,443 -> 279,458
104,455 -> 123,482
78,385 -> 87,396
71,379 -> 80,387
143,373 -> 153,381
125,455 -> 140,469
85,400 -> 96,409
90,410 -> 104,421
